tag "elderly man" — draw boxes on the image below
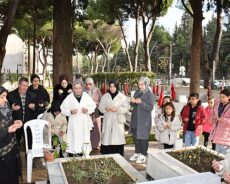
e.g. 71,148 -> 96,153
61,79 -> 96,156
7,77 -> 36,148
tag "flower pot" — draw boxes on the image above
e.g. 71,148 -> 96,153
44,151 -> 54,162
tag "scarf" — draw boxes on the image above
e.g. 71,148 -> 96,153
218,102 -> 229,117
109,90 -> 119,100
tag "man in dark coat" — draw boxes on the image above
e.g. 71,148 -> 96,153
7,77 -> 36,148
28,74 -> 50,118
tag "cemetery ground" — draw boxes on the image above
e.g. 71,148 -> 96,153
19,138 -> 162,183
19,136 -> 211,184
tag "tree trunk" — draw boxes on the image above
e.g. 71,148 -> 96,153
102,55 -> 106,72
94,46 -> 99,73
96,39 -> 111,72
142,18 -> 155,72
118,19 -> 133,72
146,19 -> 156,72
27,38 -> 31,75
95,58 -> 99,73
53,0 -> 73,86
188,0 -> 203,93
134,15 -> 140,72
142,20 -> 148,71
42,45 -> 49,86
211,0 -> 223,86
32,9 -> 37,74
106,51 -> 110,72
202,37 -> 211,88
112,53 -> 118,72
89,56 -> 94,74
0,0 -> 20,76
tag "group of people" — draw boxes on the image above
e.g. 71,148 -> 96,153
154,89 -> 230,183
154,90 -> 230,153
1,72 -> 230,183
61,75 -> 155,165
0,75 -> 50,184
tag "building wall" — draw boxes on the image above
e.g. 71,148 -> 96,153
1,34 -> 24,74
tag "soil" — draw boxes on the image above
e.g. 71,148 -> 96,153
167,147 -> 224,173
62,157 -> 135,184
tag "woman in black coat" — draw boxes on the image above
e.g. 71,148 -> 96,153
28,74 -> 50,118
53,74 -> 72,104
0,87 -> 23,184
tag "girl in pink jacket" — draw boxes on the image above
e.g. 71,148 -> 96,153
209,89 -> 230,154
202,97 -> 215,149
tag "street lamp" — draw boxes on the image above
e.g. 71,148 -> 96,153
17,64 -> 22,79
169,43 -> 172,85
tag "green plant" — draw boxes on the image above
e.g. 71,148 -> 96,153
52,134 -> 68,158
63,157 -> 134,184
168,147 -> 224,173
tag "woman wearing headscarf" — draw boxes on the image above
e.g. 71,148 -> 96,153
53,74 -> 72,104
99,80 -> 129,156
129,76 -> 155,164
0,87 -> 23,183
61,79 -> 96,156
84,77 -> 102,152
42,100 -> 67,143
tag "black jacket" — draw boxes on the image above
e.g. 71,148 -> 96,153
53,83 -> 72,104
7,88 -> 36,122
28,85 -> 50,117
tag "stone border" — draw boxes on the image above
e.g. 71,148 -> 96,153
47,154 -> 147,184
146,146 -> 224,180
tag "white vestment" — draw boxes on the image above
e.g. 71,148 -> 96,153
61,92 -> 96,153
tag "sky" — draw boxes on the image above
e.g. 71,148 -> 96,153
124,1 -> 215,43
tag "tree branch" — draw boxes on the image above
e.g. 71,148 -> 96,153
38,47 -> 45,66
181,0 -> 194,18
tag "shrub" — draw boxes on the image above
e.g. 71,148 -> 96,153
86,72 -> 155,86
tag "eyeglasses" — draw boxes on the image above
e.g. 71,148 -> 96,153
86,83 -> 92,86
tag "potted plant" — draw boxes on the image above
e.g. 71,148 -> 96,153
44,134 -> 68,161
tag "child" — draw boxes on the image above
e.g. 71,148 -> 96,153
202,97 -> 215,149
209,89 -> 230,154
156,102 -> 181,149
154,96 -> 172,141
181,93 -> 206,146
155,96 -> 172,118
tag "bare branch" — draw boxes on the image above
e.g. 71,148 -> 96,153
181,0 -> 194,18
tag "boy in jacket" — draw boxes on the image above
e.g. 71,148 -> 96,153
181,93 -> 206,146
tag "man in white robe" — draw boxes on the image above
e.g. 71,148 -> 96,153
61,79 -> 96,155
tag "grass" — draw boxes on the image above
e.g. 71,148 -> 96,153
125,133 -> 156,144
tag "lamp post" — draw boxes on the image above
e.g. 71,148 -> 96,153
17,64 -> 22,79
168,43 -> 173,85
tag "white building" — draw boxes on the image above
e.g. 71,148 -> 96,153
1,34 -> 24,74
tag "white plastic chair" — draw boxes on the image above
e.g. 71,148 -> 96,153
23,119 -> 51,183
37,113 -> 44,119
